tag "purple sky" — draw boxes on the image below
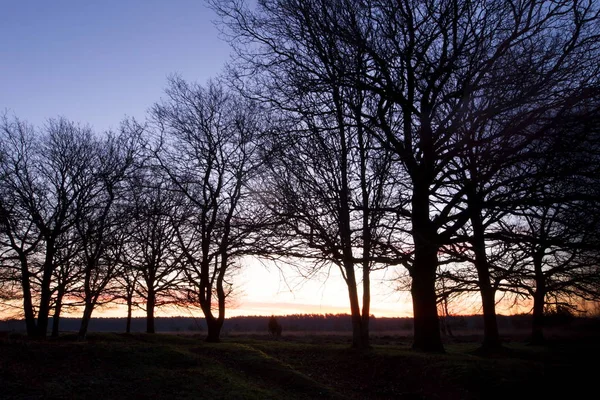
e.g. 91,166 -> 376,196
0,0 -> 231,132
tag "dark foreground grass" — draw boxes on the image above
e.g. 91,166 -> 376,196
1,332 -> 597,399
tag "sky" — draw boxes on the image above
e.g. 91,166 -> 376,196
0,0 -> 420,319
0,0 -> 230,132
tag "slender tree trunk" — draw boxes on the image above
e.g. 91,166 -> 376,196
78,301 -> 95,339
36,239 -> 56,338
78,259 -> 96,339
344,263 -> 367,349
411,181 -> 444,353
51,290 -> 64,338
212,259 -> 228,342
124,280 -> 135,333
126,297 -> 133,334
18,254 -> 37,336
198,255 -> 213,339
341,253 -> 368,349
360,266 -> 371,348
335,88 -> 369,350
204,276 -> 224,343
441,296 -> 454,338
146,289 -> 156,334
356,94 -> 371,350
531,257 -> 546,345
340,260 -> 369,349
199,259 -> 226,343
467,190 -> 502,350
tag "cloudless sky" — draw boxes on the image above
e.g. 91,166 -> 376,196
0,0 -> 492,320
0,0 -> 230,132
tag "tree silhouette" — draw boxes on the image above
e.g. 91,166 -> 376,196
75,129 -> 141,339
150,77 -> 264,342
213,0 -> 600,352
119,168 -> 185,334
0,117 -> 102,337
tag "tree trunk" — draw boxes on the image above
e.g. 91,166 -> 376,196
36,240 -> 56,338
441,296 -> 454,338
199,260 -> 227,343
126,298 -> 133,334
18,253 -> 37,337
340,262 -> 369,349
344,264 -> 368,349
467,192 -> 502,350
410,180 -> 444,353
478,283 -> 501,349
146,290 -> 156,334
199,295 -> 221,342
531,290 -> 545,345
411,261 -> 444,352
36,288 -> 51,338
331,87 -> 369,349
531,257 -> 546,345
205,315 -> 223,342
51,290 -> 64,338
360,265 -> 371,349
78,301 -> 95,339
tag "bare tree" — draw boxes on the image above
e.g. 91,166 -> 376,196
0,120 -> 42,335
494,102 -> 600,344
255,90 -> 399,348
151,77 -> 264,342
49,230 -> 83,337
75,128 -> 141,339
0,116 -> 100,337
438,93 -> 600,345
212,0 -> 405,350
120,169 -> 185,334
213,0 -> 600,352
114,241 -> 141,334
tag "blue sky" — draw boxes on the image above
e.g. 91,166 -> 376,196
0,0 -> 230,132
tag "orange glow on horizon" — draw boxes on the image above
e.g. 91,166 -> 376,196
2,259 -> 573,322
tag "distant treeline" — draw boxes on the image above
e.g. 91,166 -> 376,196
2,313 -> 598,334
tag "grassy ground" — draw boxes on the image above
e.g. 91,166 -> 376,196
1,332 -> 597,399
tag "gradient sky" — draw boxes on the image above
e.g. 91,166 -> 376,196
0,0 -> 421,319
1,0 -> 229,131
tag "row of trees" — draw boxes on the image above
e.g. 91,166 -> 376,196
212,0 -> 600,351
2,0 -> 600,352
0,80 -> 266,342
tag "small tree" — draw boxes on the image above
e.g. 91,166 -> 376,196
75,128 -> 141,339
151,77 -> 264,342
120,169 -> 185,334
268,315 -> 282,337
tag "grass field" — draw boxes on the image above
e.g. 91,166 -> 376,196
1,331 -> 597,399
